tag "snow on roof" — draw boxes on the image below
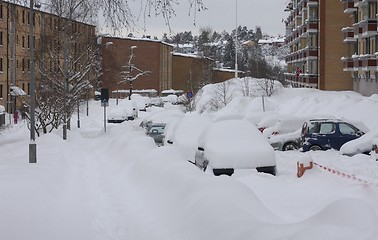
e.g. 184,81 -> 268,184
172,52 -> 213,60
10,86 -> 26,96
161,89 -> 184,94
258,37 -> 285,45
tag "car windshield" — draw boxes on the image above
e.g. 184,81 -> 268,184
339,123 -> 357,135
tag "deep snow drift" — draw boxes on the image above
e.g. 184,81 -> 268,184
1,79 -> 378,240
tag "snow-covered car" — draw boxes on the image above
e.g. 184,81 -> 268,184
269,129 -> 302,151
146,123 -> 166,146
164,113 -> 212,163
107,101 -> 135,123
262,116 -> 306,138
301,119 -> 365,152
257,114 -> 282,133
340,127 -> 378,156
107,108 -> 134,123
262,116 -> 307,151
148,97 -> 163,107
195,119 -> 276,176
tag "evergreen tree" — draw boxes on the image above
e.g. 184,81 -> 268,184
222,37 -> 235,69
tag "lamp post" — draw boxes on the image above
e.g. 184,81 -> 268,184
235,0 -> 238,79
29,0 -> 37,163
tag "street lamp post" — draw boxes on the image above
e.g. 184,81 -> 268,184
235,0 -> 238,79
29,0 -> 36,163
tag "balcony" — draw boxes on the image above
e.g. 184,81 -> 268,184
341,0 -> 356,13
306,21 -> 318,33
342,27 -> 356,43
353,0 -> 362,7
352,54 -> 378,71
341,57 -> 354,71
306,48 -> 318,58
361,19 -> 378,37
353,23 -> 362,37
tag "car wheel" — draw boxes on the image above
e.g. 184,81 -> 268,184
309,145 -> 322,151
282,142 -> 298,151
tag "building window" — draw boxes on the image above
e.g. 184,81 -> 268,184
27,59 -> 30,71
0,58 -> 3,72
22,10 -> 25,24
0,84 -> 2,98
22,35 -> 25,48
22,58 -> 25,72
0,31 -> 3,46
0,4 -> 3,20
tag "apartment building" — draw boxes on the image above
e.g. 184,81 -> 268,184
340,0 -> 378,96
99,36 -> 174,97
284,0 -> 353,91
100,37 -> 236,98
0,1 -> 96,112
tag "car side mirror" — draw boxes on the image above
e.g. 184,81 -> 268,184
356,131 -> 364,137
167,140 -> 173,144
198,147 -> 204,151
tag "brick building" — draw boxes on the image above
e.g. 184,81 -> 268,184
100,37 -> 235,97
340,0 -> 378,96
99,36 -> 173,98
0,1 -> 96,112
284,0 -> 353,91
171,53 -> 235,93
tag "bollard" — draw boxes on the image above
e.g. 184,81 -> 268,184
297,153 -> 313,178
297,161 -> 313,178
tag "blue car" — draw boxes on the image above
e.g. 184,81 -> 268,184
301,119 -> 364,152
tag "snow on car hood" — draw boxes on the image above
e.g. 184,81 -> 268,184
199,119 -> 276,169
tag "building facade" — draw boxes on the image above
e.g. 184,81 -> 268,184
284,0 -> 353,91
0,1 -> 96,112
341,0 -> 378,96
100,37 -> 173,97
100,37 -> 236,98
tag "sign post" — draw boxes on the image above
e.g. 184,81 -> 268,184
101,88 -> 109,132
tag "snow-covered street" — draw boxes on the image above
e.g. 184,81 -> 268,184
1,85 -> 378,240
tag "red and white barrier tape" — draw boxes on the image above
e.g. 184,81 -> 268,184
313,162 -> 378,187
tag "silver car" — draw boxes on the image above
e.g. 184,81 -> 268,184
146,123 -> 166,146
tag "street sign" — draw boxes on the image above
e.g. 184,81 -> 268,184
186,91 -> 193,99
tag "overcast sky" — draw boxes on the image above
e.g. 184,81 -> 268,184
99,0 -> 288,38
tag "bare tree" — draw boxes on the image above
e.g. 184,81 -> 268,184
118,48 -> 150,101
23,0 -> 206,138
257,78 -> 275,97
210,81 -> 233,111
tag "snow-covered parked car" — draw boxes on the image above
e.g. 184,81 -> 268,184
257,114 -> 282,133
164,113 -> 212,163
107,100 -> 135,123
269,129 -> 302,151
146,123 -> 166,146
263,116 -> 308,151
195,119 -> 276,176
301,118 -> 365,152
340,127 -> 378,156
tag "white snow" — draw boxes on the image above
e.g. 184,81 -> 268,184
1,79 -> 378,240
